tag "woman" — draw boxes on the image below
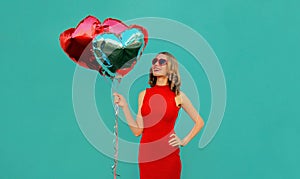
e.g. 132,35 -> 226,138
113,52 -> 205,179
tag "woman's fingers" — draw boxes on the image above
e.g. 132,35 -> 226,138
170,133 -> 176,137
169,141 -> 178,146
168,137 -> 177,143
113,93 -> 120,104
169,134 -> 181,147
169,140 -> 180,147
113,92 -> 119,97
112,92 -> 128,108
113,92 -> 122,99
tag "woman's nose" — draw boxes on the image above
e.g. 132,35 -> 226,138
154,60 -> 162,66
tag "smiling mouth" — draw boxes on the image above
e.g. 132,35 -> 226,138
153,68 -> 161,72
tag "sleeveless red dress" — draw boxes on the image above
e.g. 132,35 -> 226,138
139,84 -> 181,179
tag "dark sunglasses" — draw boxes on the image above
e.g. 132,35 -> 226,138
152,58 -> 168,66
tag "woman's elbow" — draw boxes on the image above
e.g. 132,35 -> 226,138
134,133 -> 141,137
134,132 -> 142,137
196,120 -> 205,129
134,129 -> 143,137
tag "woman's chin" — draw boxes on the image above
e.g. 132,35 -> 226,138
153,73 -> 165,77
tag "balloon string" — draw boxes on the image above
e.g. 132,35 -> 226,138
101,75 -> 121,178
112,103 -> 120,179
111,77 -> 121,179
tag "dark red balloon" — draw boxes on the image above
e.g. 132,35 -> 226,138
102,18 -> 128,34
59,15 -> 104,74
59,15 -> 149,77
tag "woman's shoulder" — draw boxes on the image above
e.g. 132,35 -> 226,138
139,86 -> 153,99
138,88 -> 148,99
178,90 -> 185,96
176,91 -> 186,106
176,90 -> 185,97
139,89 -> 146,95
142,86 -> 152,93
138,90 -> 147,106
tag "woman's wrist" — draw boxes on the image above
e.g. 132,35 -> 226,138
181,137 -> 188,147
121,103 -> 129,109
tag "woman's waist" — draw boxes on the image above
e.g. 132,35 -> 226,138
140,129 -> 174,142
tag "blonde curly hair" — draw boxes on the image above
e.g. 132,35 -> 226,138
148,52 -> 181,95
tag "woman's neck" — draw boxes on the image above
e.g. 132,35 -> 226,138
156,76 -> 168,86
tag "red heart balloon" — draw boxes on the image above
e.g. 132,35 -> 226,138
71,16 -> 103,45
59,15 -> 104,74
59,15 -> 149,77
102,18 -> 128,34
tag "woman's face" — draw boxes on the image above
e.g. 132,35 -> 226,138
151,54 -> 168,77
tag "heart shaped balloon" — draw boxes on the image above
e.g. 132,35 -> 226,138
59,16 -> 103,74
59,15 -> 147,76
92,28 -> 147,78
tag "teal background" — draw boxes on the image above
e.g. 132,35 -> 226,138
1,0 -> 299,178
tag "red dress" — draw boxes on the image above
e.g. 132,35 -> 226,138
139,84 -> 182,179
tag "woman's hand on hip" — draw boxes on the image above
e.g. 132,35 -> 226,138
169,133 -> 185,147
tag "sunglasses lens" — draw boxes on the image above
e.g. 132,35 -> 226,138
152,58 -> 167,66
159,59 -> 167,65
152,58 -> 158,65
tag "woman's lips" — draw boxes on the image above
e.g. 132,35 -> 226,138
153,68 -> 161,72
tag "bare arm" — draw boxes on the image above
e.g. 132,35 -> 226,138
121,90 -> 145,137
180,91 -> 205,146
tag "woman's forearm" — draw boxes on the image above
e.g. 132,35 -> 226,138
182,118 -> 204,146
122,105 -> 142,136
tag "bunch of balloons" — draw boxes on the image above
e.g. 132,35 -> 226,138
59,15 -> 148,179
59,15 -> 148,79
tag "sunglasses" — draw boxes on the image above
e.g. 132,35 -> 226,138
152,58 -> 168,66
